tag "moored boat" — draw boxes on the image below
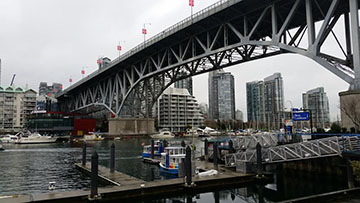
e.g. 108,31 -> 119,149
15,132 -> 57,144
159,147 -> 186,175
150,129 -> 175,139
83,132 -> 104,141
142,140 -> 165,158
0,134 -> 18,143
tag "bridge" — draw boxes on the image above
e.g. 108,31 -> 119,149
57,0 -> 360,117
224,135 -> 360,168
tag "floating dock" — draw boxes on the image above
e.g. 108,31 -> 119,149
0,160 -> 270,203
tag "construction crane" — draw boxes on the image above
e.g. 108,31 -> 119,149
10,74 -> 16,86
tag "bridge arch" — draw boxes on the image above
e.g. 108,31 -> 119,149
58,0 -> 359,117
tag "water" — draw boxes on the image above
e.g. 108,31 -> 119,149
0,137 -> 351,202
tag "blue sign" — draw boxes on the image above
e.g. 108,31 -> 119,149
292,112 -> 309,121
292,108 -> 300,112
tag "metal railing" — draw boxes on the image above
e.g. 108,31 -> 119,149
60,0 -> 242,95
225,135 -> 360,167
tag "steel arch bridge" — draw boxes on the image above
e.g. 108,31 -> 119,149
57,0 -> 360,117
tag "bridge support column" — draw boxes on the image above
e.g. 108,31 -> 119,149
339,90 -> 360,132
349,0 -> 360,90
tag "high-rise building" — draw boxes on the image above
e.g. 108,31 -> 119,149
98,57 -> 111,69
246,73 -> 284,129
235,109 -> 244,121
199,103 -> 209,118
302,87 -> 330,128
38,82 -> 63,97
157,87 -> 204,132
246,81 -> 264,124
208,70 -> 235,120
0,86 -> 36,132
175,76 -> 193,96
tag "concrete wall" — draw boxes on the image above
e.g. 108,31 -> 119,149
339,90 -> 360,132
109,118 -> 154,136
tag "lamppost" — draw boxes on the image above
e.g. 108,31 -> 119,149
301,108 -> 313,137
142,23 -> 151,46
189,0 -> 194,23
117,41 -> 126,57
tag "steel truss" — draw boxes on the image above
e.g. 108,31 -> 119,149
225,136 -> 360,167
233,133 -> 279,150
58,0 -> 360,116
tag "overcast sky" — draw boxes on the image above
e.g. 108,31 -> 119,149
0,0 -> 350,122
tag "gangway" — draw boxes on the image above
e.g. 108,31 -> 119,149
233,133 -> 279,150
225,135 -> 360,167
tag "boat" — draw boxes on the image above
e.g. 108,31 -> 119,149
83,132 -> 104,141
0,134 -> 18,143
142,140 -> 165,158
159,147 -> 186,175
183,128 -> 199,137
15,132 -> 57,144
150,129 -> 175,139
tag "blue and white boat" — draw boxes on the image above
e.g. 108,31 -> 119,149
142,140 -> 165,158
159,147 -> 186,175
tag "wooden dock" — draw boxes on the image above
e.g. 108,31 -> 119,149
0,161 -> 271,203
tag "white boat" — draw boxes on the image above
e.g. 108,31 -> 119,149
15,132 -> 57,144
150,130 -> 175,139
83,132 -> 104,141
159,147 -> 186,175
0,134 -> 18,143
183,128 -> 199,137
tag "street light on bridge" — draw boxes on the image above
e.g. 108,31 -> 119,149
189,0 -> 194,23
117,41 -> 126,57
142,23 -> 151,46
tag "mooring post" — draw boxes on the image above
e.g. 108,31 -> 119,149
82,142 -> 86,166
151,139 -> 155,159
178,158 -> 185,178
181,140 -> 186,147
185,146 -> 192,186
213,142 -> 218,171
229,139 -> 235,154
256,143 -> 263,176
90,151 -> 99,200
110,143 -> 115,173
204,138 -> 209,161
346,158 -> 355,188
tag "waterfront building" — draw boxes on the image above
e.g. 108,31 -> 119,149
302,87 -> 330,128
0,86 -> 36,133
36,95 -> 58,112
157,87 -> 204,132
246,73 -> 284,129
208,69 -> 235,120
174,74 -> 193,96
246,81 -> 265,126
39,82 -> 62,97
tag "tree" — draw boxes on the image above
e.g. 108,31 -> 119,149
330,122 -> 341,133
340,97 -> 360,133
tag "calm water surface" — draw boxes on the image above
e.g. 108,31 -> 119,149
0,137 -> 350,202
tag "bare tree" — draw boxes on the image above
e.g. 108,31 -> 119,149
340,97 -> 360,132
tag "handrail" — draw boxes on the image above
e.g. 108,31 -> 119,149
59,0 -> 241,96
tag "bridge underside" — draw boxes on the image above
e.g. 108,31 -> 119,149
57,0 -> 360,117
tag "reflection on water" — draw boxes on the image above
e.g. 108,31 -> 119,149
0,137 -> 350,203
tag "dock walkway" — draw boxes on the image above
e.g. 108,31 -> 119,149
0,161 -> 267,202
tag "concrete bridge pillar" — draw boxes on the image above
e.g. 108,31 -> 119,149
339,90 -> 360,132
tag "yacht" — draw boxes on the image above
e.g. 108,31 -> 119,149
15,132 -> 57,144
183,128 -> 199,137
0,134 -> 18,143
150,130 -> 175,139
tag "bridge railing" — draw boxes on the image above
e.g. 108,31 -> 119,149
60,0 -> 243,95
